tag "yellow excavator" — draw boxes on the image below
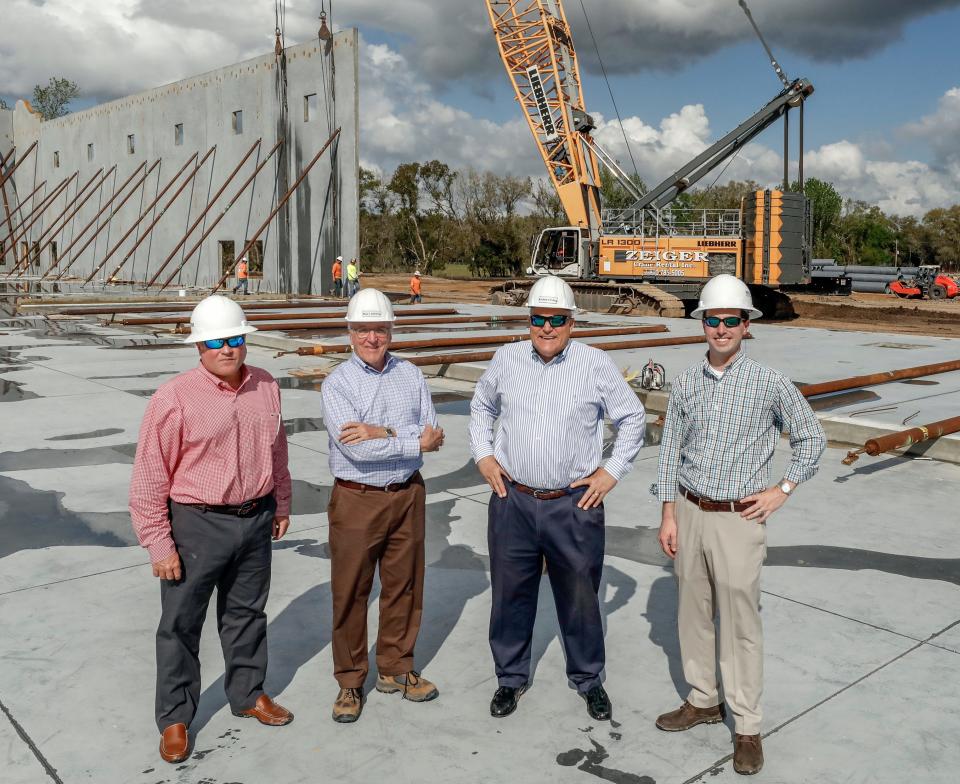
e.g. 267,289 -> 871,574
484,0 -> 814,317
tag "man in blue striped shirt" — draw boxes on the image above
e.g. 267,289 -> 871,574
470,276 -> 646,722
321,288 -> 445,723
655,275 -> 825,775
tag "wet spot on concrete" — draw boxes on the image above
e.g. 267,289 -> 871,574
46,428 -> 125,441
0,443 -> 136,471
609,732 -> 622,741
557,738 -> 654,783
284,417 -> 326,436
0,378 -> 41,402
191,748 -> 216,760
290,479 -> 330,514
0,475 -> 133,558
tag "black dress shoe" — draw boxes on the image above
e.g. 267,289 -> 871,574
583,685 -> 611,721
490,684 -> 527,718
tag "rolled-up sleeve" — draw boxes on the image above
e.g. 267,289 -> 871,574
129,392 -> 183,563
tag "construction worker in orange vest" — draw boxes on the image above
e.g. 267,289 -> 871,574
331,256 -> 343,298
233,256 -> 250,295
410,270 -> 422,304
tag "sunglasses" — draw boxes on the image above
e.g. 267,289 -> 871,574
703,316 -> 744,328
530,314 -> 570,328
203,335 -> 246,350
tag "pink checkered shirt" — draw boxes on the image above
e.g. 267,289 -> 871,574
129,363 -> 292,562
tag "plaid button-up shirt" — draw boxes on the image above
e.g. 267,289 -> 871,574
129,364 -> 292,562
657,349 -> 825,502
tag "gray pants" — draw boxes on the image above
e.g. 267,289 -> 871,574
155,496 -> 276,730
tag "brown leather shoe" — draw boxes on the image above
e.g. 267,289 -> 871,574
159,723 -> 189,764
655,700 -> 724,731
232,694 -> 294,726
733,733 -> 764,775
376,671 -> 439,702
333,687 -> 363,723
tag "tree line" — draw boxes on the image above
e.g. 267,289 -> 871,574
360,161 -> 960,276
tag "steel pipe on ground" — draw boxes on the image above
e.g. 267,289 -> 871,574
36,299 -> 348,316
290,325 -> 670,355
398,333 -> 726,367
799,359 -> 960,398
842,415 -> 960,464
120,307 -> 459,326
195,314 -> 534,333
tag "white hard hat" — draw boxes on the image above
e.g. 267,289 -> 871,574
182,295 -> 258,343
414,270 -> 421,276
690,274 -> 762,320
345,288 -> 396,323
526,275 -> 577,311
336,255 -> 343,261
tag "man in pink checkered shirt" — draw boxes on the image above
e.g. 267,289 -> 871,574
129,295 -> 293,765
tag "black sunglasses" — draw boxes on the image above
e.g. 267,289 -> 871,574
530,314 -> 570,328
703,316 -> 744,328
203,335 -> 246,349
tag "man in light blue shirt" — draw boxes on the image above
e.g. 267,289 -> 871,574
321,288 -> 444,724
469,276 -> 646,722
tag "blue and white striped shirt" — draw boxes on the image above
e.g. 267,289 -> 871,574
321,353 -> 437,486
657,349 -> 826,502
469,340 -> 646,489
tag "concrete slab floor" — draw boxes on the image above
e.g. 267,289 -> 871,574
0,306 -> 958,783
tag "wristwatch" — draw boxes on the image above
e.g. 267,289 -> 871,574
384,426 -> 397,438
777,480 -> 793,495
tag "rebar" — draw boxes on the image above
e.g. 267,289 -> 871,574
121,307 -> 459,326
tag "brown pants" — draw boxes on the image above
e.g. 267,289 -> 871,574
676,494 -> 766,735
328,474 -> 426,688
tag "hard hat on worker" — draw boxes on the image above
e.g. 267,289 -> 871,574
182,295 -> 258,344
345,287 -> 396,323
526,275 -> 577,311
690,274 -> 762,320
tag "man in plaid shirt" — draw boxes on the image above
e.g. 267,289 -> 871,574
130,295 -> 293,764
655,275 -> 825,775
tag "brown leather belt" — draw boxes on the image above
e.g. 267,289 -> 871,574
335,472 -> 420,493
182,494 -> 270,517
679,485 -> 752,513
510,482 -> 577,501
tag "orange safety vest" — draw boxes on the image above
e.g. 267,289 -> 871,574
410,276 -> 422,295
332,261 -> 342,279
237,260 -> 249,279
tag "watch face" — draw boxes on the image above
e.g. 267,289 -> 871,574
779,482 -> 792,494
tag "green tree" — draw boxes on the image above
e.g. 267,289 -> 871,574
32,77 -> 80,120
797,177 -> 842,259
599,167 -> 647,211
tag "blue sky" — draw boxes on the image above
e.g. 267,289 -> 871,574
2,0 -> 959,216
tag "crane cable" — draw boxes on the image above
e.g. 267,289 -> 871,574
576,0 -> 641,184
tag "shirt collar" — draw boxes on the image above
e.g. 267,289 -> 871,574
701,347 -> 745,379
350,351 -> 397,375
529,339 -> 572,366
196,362 -> 252,391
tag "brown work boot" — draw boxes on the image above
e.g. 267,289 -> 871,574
733,733 -> 764,775
332,687 -> 363,723
655,700 -> 724,731
376,671 -> 439,702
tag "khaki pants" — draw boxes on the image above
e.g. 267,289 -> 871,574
328,474 -> 426,688
675,494 -> 766,734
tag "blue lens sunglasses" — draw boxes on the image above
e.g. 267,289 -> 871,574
530,314 -> 570,328
203,335 -> 246,350
703,315 -> 744,328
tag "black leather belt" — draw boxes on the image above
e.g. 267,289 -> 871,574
679,485 -> 752,513
183,494 -> 270,517
335,472 -> 421,493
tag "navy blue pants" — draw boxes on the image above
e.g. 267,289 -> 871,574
488,484 -> 605,694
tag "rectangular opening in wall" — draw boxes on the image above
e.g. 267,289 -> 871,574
0,238 -> 6,268
53,151 -> 60,168
219,240 -> 235,275
127,134 -> 135,154
87,143 -> 94,161
174,123 -> 184,146
231,110 -> 243,135
304,93 -> 318,122
245,240 -> 264,277
50,241 -> 58,266
30,241 -> 41,269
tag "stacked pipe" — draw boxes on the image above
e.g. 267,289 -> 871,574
810,261 -> 921,293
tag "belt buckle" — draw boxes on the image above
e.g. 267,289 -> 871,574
384,482 -> 398,492
532,488 -> 551,499
237,500 -> 256,515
